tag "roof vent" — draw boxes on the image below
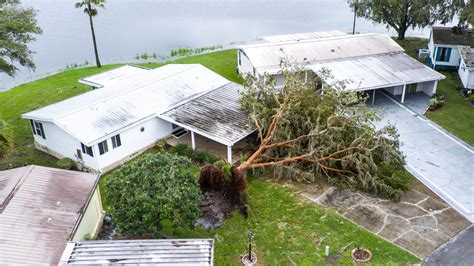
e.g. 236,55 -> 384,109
331,49 -> 335,52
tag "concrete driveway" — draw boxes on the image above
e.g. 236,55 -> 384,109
424,225 -> 474,266
371,91 -> 474,223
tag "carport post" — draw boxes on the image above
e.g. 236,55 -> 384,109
401,84 -> 407,103
371,89 -> 376,106
227,145 -> 233,164
191,131 -> 196,150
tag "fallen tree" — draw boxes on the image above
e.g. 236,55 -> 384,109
233,64 -> 412,200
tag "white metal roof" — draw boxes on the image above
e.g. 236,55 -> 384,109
239,33 -> 404,71
60,239 -> 214,265
263,30 -> 347,42
78,65 -> 149,88
160,82 -> 254,146
0,166 -> 99,265
23,64 -> 230,145
309,53 -> 446,91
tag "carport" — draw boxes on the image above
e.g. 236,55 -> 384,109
159,83 -> 255,163
310,52 -> 445,104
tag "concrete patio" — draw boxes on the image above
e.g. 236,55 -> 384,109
166,131 -> 258,163
371,92 -> 474,223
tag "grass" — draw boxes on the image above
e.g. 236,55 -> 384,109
396,38 -> 474,145
167,177 -> 419,265
0,49 -> 239,170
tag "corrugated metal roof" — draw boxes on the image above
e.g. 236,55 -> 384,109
0,166 -> 99,265
78,65 -> 149,88
23,64 -> 230,145
309,53 -> 445,91
160,83 -> 253,146
239,33 -> 404,71
60,239 -> 214,265
263,30 -> 347,42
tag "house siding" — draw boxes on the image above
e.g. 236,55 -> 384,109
72,187 -> 104,241
458,60 -> 474,89
237,50 -> 255,77
94,117 -> 172,171
428,38 -> 461,69
31,121 -> 99,169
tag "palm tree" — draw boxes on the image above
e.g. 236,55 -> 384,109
0,120 -> 13,159
75,0 -> 105,67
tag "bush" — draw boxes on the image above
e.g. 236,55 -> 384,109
105,153 -> 203,237
56,158 -> 76,170
169,143 -> 219,164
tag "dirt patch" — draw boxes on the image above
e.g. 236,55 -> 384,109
196,191 -> 239,230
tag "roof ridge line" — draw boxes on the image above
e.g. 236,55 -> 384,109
51,64 -> 201,122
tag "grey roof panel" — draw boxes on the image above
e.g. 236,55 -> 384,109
160,82 -> 254,145
62,239 -> 214,265
432,27 -> 474,46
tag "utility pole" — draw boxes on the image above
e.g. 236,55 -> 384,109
352,0 -> 358,34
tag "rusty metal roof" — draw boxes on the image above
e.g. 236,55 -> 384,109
0,166 -> 99,264
60,239 -> 214,265
159,82 -> 254,146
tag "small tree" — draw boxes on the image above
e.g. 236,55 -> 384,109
105,153 -> 203,237
348,0 -> 456,40
0,120 -> 13,159
75,0 -> 105,67
0,0 -> 42,76
235,64 -> 411,201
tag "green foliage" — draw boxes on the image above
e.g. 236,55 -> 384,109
0,120 -> 14,159
240,62 -> 409,200
169,143 -> 219,164
74,0 -> 105,17
170,45 -> 223,57
349,0 -> 456,39
56,158 -> 76,170
105,153 -> 203,237
467,94 -> 474,102
0,0 -> 42,76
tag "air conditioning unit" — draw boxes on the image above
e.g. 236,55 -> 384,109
418,48 -> 430,60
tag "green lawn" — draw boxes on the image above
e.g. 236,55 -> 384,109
168,178 -> 419,265
0,50 -> 239,170
396,38 -> 474,145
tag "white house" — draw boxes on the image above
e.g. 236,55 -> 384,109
238,31 -> 445,104
428,26 -> 474,70
458,46 -> 474,90
0,165 -> 104,264
22,64 -> 254,172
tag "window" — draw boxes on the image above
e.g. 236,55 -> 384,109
81,143 -> 93,157
98,140 -> 109,155
436,47 -> 451,62
76,149 -> 83,160
31,120 -> 45,139
111,134 -> 121,149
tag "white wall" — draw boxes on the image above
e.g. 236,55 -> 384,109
431,44 -> 461,67
31,121 -> 98,169
237,50 -> 255,76
72,187 -> 104,241
94,117 -> 172,170
383,85 -> 404,95
458,60 -> 474,89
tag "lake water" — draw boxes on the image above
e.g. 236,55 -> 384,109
0,0 -> 446,91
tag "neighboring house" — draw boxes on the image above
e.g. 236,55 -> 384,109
60,239 -> 214,265
458,46 -> 474,90
428,26 -> 474,70
238,31 -> 445,104
0,165 -> 103,264
22,64 -> 254,172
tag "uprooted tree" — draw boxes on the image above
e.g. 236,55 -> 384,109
232,63 -> 412,201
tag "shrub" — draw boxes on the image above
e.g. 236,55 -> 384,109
56,158 -> 76,170
169,143 -> 218,164
467,94 -> 474,102
0,120 -> 14,159
105,153 -> 203,237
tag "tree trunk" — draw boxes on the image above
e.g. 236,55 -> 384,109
396,27 -> 407,40
88,4 -> 101,68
